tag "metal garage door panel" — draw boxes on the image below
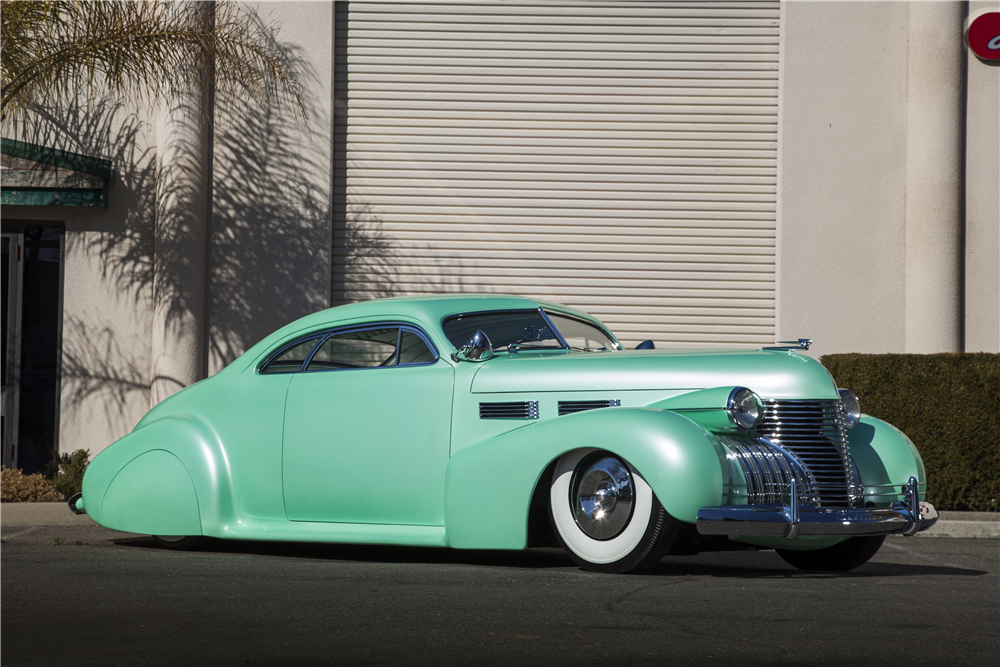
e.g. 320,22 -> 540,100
333,1 -> 779,348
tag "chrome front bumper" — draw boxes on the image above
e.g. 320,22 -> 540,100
696,476 -> 939,539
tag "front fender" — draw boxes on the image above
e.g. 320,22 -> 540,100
81,415 -> 235,536
444,408 -> 727,549
848,416 -> 928,505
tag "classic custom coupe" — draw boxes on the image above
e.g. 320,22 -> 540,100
73,295 -> 937,573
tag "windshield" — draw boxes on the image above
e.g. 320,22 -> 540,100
442,309 -> 620,353
545,312 -> 619,352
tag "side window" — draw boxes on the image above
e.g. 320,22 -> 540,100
260,338 -> 320,374
398,330 -> 434,365
307,328 -> 399,370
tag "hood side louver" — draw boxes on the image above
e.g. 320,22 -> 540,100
558,399 -> 621,416
480,401 -> 539,419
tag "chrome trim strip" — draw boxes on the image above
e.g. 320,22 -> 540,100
537,308 -> 570,349
764,338 -> 813,351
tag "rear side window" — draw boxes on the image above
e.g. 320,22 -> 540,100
259,338 -> 320,374
307,328 -> 399,369
259,325 -> 438,375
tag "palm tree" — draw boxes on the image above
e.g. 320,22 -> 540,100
1,0 -> 304,125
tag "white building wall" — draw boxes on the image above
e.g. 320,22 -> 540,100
778,1 -> 911,357
4,1 -> 335,458
965,2 -> 1000,353
778,1 -> 985,358
4,102 -> 159,456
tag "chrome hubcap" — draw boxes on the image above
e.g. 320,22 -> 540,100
572,454 -> 635,540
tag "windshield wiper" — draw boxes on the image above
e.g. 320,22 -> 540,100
507,339 -> 562,353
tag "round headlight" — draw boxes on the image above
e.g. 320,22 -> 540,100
727,387 -> 763,430
838,388 -> 861,430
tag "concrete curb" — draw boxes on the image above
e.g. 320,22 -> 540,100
1,502 -> 97,528
2,503 -> 998,537
912,512 -> 1000,539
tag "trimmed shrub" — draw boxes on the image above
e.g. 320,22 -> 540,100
822,353 -> 1000,512
1,466 -> 63,503
47,449 -> 91,499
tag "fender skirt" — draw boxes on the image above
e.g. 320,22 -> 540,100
81,415 -> 235,536
100,450 -> 202,536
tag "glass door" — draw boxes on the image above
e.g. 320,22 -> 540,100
1,226 -> 63,474
2,232 -> 22,469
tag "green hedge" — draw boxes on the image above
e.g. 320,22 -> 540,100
821,353 -> 1000,512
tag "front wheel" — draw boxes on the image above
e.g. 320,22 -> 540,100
550,449 -> 678,574
776,535 -> 885,572
152,535 -> 207,551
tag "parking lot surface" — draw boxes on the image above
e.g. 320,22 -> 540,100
2,523 -> 997,666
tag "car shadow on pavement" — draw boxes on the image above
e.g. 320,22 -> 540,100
111,535 -> 576,569
109,536 -> 990,578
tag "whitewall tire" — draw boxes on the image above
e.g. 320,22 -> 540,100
549,448 -> 678,574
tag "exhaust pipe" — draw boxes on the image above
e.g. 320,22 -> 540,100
68,492 -> 86,515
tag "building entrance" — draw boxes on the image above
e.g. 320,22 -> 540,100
2,225 -> 63,474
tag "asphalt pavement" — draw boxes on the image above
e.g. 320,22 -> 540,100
2,505 -> 998,666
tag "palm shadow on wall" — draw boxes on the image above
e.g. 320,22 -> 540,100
8,99 -> 156,434
6,23 -> 334,427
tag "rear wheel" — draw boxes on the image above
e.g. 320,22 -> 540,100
152,535 -> 207,550
776,535 -> 885,572
549,449 -> 678,574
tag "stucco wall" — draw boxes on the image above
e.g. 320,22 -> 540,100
965,2 -> 1000,353
3,1 -> 335,459
779,1 -> 974,358
206,1 -> 335,376
779,1 -> 911,357
3,101 -> 158,457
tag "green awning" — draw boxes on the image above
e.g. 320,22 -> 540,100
1,138 -> 113,208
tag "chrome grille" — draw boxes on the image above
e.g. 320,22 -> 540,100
558,399 -> 620,416
757,399 -> 853,507
717,434 -> 813,504
479,401 -> 539,419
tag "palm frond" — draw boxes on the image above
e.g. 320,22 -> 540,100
1,0 -> 305,124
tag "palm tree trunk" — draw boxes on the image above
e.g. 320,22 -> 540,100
151,1 -> 214,405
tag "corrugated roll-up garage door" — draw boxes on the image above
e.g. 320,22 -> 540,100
332,1 -> 779,348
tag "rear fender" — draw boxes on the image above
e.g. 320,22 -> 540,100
81,415 -> 235,536
444,408 -> 727,549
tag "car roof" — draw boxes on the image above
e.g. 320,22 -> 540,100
233,294 -> 601,372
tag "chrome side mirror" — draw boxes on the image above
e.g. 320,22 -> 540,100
634,339 -> 655,350
453,330 -> 494,362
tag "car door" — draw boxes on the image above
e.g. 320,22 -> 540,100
281,325 -> 454,526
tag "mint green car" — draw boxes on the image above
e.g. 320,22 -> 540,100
72,295 -> 937,573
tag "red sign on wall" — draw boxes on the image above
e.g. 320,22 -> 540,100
966,11 -> 1000,62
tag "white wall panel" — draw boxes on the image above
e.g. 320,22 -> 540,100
333,1 -> 779,348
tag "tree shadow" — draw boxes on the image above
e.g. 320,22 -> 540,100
206,63 -> 330,373
3,11 -> 337,424
5,98 -> 159,432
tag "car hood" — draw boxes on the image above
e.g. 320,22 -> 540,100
469,348 -> 838,400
